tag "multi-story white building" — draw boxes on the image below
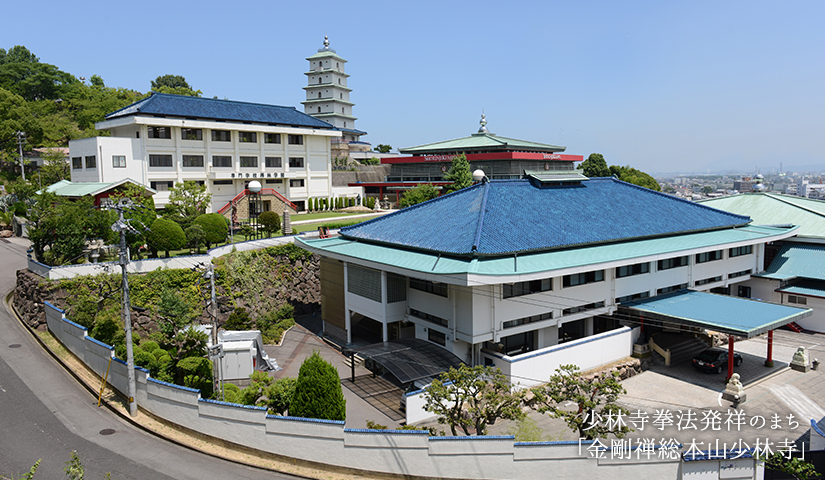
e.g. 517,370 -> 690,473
69,93 -> 341,213
298,172 -> 807,385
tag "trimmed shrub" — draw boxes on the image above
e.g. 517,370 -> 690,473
147,218 -> 186,257
194,213 -> 228,247
290,351 -> 346,421
225,307 -> 253,330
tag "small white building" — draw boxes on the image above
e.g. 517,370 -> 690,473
69,93 -> 341,213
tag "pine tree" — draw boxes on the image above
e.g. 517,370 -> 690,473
290,352 -> 346,421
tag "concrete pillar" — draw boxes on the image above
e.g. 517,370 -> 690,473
343,262 -> 351,345
381,270 -> 388,342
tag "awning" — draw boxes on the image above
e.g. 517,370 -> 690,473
619,290 -> 812,338
344,338 -> 465,384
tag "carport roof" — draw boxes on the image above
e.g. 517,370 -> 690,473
344,338 -> 465,384
620,290 -> 812,338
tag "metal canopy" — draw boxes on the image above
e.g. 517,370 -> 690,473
344,338 -> 465,385
620,290 -> 812,338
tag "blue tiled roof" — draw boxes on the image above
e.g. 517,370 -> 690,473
106,93 -> 334,129
339,178 -> 752,257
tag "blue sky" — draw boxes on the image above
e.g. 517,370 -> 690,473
5,1 -> 823,174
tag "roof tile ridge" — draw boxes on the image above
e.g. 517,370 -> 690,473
107,93 -> 155,117
611,177 -> 752,223
764,192 -> 825,219
471,182 -> 492,254
162,93 -> 296,110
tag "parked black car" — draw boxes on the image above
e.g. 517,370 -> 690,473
692,349 -> 743,373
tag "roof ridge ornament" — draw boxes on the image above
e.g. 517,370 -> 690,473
318,35 -> 336,53
478,113 -> 489,133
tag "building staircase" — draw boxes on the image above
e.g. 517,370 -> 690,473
649,332 -> 713,366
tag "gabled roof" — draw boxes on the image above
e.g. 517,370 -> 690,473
698,192 -> 825,239
338,177 -> 753,257
758,243 -> 825,281
399,132 -> 565,155
105,93 -> 334,129
43,178 -> 155,197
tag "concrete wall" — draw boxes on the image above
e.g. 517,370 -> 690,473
42,290 -> 757,479
483,327 -> 637,388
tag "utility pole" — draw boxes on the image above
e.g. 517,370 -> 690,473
16,131 -> 25,181
199,262 -> 223,401
108,198 -> 138,416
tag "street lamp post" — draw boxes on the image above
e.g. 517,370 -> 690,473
248,180 -> 262,240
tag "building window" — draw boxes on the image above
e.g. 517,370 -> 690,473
658,256 -> 689,270
147,126 -> 171,139
695,276 -> 723,287
85,155 -> 96,168
265,133 -> 281,144
787,295 -> 807,305
289,179 -> 305,187
503,278 -> 552,298
212,155 -> 232,168
112,155 -> 126,168
211,130 -> 231,142
409,278 -> 448,297
265,179 -> 282,184
265,157 -> 282,168
503,312 -> 552,329
657,283 -> 688,295
288,135 -> 303,145
181,128 -> 202,141
616,262 -> 650,278
71,157 -> 82,169
728,269 -> 752,279
240,156 -> 258,168
738,286 -> 752,298
238,132 -> 257,143
729,245 -> 753,257
427,329 -> 446,346
149,154 -> 173,167
347,264 -> 381,302
289,157 -> 304,168
563,270 -> 604,288
150,181 -> 173,191
213,180 -> 232,185
317,106 -> 321,113
181,155 -> 204,167
696,250 -> 723,264
562,301 -> 605,316
409,308 -> 448,327
616,292 -> 650,304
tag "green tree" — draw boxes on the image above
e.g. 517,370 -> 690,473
165,180 -> 211,230
147,218 -> 186,257
374,144 -> 392,153
444,154 -> 473,193
398,183 -> 439,208
185,224 -> 206,253
193,212 -> 228,248
258,211 -> 280,237
578,153 -> 611,178
532,364 -> 632,440
151,74 -> 192,90
36,148 -> 69,186
701,185 -> 713,195
759,451 -> 820,480
290,351 -> 346,421
609,165 -> 662,191
423,364 -> 526,436
224,307 -> 253,330
26,193 -> 111,265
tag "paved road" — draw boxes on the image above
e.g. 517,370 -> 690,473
0,238 -> 295,479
